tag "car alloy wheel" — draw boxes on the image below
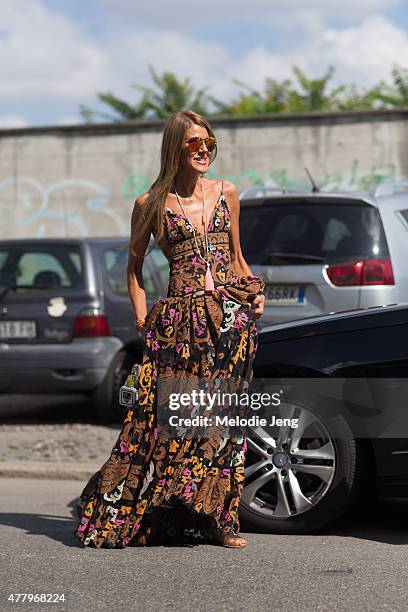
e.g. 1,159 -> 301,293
242,402 -> 336,519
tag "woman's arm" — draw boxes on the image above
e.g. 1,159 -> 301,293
127,192 -> 152,322
225,181 -> 265,319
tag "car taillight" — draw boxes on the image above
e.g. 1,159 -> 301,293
73,307 -> 110,337
325,258 -> 394,286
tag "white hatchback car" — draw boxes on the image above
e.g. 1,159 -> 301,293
239,181 -> 408,327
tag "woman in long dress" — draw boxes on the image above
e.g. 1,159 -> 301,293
74,110 -> 265,549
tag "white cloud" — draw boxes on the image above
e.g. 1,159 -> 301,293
209,16 -> 408,94
0,114 -> 28,128
319,15 -> 408,84
0,1 -> 406,127
0,0 -> 110,99
231,48 -> 295,91
102,30 -> 232,101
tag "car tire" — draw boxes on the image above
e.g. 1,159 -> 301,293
92,350 -> 138,423
240,400 -> 365,534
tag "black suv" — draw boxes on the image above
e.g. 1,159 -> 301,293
0,237 -> 169,420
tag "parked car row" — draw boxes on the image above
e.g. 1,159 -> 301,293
0,179 -> 407,428
1,179 -> 408,534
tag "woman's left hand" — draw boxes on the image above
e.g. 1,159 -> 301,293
251,293 -> 265,319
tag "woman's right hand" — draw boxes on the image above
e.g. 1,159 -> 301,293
134,317 -> 148,340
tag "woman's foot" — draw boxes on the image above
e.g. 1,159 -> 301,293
212,532 -> 247,548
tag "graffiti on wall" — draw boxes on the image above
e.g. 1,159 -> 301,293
0,177 -> 127,237
122,159 -> 398,199
0,159 -> 400,238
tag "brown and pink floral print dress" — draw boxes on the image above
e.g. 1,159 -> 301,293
74,185 -> 265,548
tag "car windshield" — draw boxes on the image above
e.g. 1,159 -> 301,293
240,200 -> 390,265
0,244 -> 84,291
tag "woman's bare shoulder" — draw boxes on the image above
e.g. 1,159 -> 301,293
220,180 -> 239,212
134,191 -> 150,208
203,177 -> 238,197
221,180 -> 238,196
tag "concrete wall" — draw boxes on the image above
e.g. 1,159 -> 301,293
1,110 -> 407,239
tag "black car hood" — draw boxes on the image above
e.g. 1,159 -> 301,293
259,303 -> 408,344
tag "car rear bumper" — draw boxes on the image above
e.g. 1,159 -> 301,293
0,337 -> 123,393
258,285 -> 399,327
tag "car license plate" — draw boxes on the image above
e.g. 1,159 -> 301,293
265,285 -> 306,305
0,320 -> 37,339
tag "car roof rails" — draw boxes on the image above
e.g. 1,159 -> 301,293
371,179 -> 408,198
239,185 -> 305,199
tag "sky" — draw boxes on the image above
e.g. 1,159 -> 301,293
1,0 -> 408,128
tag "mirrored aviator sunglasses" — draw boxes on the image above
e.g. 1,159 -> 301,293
185,136 -> 217,153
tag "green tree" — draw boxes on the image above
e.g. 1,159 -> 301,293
80,92 -> 150,122
138,66 -> 209,118
210,77 -> 293,115
263,78 -> 296,112
373,65 -> 408,107
332,82 -> 382,111
211,66 -> 351,115
80,66 -> 209,122
81,64 -> 408,122
289,66 -> 344,111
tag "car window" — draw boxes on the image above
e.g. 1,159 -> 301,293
18,253 -> 71,286
104,246 -> 157,298
0,245 -> 83,290
148,248 -> 169,291
240,200 -> 390,265
69,251 -> 82,275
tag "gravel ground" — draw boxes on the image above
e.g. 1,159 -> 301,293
0,394 -> 122,467
0,422 -> 120,465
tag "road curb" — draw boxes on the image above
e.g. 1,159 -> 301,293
0,461 -> 99,480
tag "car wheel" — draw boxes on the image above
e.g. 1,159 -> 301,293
92,350 -> 137,423
239,400 -> 365,533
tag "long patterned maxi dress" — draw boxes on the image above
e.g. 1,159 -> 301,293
74,188 -> 265,548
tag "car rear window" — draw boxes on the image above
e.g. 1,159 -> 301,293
0,244 -> 84,291
240,200 -> 390,265
104,245 -> 158,298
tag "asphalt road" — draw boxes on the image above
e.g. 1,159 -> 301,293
0,478 -> 407,611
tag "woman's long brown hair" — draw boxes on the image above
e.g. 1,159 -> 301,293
129,110 -> 218,257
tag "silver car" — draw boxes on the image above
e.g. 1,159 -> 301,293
0,237 -> 169,421
239,181 -> 408,327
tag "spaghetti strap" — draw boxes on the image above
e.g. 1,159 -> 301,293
221,180 -> 224,196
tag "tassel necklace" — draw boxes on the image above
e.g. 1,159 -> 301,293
173,176 -> 215,291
